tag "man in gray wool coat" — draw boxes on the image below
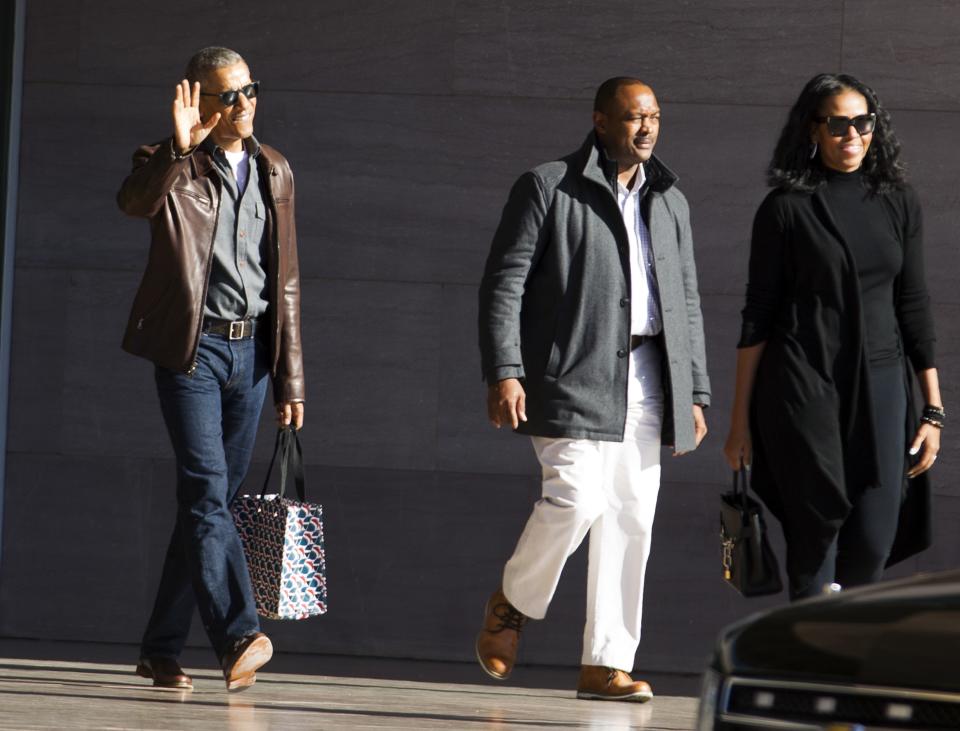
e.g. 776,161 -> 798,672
476,77 -> 710,702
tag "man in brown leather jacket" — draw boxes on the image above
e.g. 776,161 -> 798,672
118,47 -> 304,693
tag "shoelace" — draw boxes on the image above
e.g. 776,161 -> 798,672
491,602 -> 527,633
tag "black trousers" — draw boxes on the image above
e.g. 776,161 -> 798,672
791,359 -> 907,600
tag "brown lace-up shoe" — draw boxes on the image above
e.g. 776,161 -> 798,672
135,656 -> 193,690
576,665 -> 653,702
221,632 -> 273,691
475,588 -> 528,680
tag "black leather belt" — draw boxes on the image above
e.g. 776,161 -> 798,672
202,317 -> 260,340
631,334 -> 653,350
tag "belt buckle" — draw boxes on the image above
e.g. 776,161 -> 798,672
228,320 -> 245,340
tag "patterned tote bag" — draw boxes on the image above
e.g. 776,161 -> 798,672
233,426 -> 327,620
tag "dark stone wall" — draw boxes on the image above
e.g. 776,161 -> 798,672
1,2 -> 958,675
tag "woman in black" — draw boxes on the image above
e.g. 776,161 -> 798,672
723,73 -> 943,600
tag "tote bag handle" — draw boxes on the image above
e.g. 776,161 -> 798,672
259,426 -> 306,501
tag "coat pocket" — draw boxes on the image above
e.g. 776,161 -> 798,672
544,341 -> 561,379
542,300 -> 579,380
134,283 -> 173,331
171,187 -> 212,209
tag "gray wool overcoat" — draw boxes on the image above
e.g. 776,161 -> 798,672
479,132 -> 711,452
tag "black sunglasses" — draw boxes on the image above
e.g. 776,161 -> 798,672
200,81 -> 260,107
814,113 -> 876,137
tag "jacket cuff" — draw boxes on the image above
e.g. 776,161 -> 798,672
273,376 -> 305,404
693,392 -> 711,408
485,365 -> 525,385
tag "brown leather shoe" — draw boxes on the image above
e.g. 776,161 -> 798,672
135,656 -> 193,690
475,588 -> 527,680
576,665 -> 653,702
221,632 -> 273,692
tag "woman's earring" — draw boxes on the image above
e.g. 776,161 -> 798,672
809,141 -> 818,160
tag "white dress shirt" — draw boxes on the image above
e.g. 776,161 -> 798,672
616,165 -> 662,337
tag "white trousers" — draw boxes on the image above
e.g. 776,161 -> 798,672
502,342 -> 664,672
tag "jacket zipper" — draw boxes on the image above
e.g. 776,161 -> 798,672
186,182 -> 222,376
267,165 -> 281,375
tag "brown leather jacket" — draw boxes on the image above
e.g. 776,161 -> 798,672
117,138 -> 304,403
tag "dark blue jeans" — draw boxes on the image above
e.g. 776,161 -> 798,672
140,331 -> 269,661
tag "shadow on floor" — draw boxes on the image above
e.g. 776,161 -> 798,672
0,638 -> 702,696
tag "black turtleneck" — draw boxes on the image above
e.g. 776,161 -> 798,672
820,168 -> 903,364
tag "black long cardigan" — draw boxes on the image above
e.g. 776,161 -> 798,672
740,183 -> 935,591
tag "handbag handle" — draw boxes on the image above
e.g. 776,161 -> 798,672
731,460 -> 750,511
259,426 -> 306,501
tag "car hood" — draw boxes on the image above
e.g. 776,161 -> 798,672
717,570 -> 960,692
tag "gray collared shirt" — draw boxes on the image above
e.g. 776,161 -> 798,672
202,136 -> 269,322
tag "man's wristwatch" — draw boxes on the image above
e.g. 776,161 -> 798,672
169,139 -> 195,160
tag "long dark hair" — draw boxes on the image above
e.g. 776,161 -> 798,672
768,73 -> 906,194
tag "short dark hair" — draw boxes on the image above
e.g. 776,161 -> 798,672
594,77 -> 648,114
184,46 -> 245,86
768,72 -> 906,194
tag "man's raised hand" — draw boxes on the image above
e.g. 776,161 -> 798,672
172,80 -> 220,154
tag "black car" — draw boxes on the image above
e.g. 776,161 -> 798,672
696,570 -> 960,730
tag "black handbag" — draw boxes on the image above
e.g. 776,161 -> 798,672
720,465 -> 783,597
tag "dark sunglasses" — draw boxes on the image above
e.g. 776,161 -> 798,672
815,113 -> 876,137
200,81 -> 260,107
